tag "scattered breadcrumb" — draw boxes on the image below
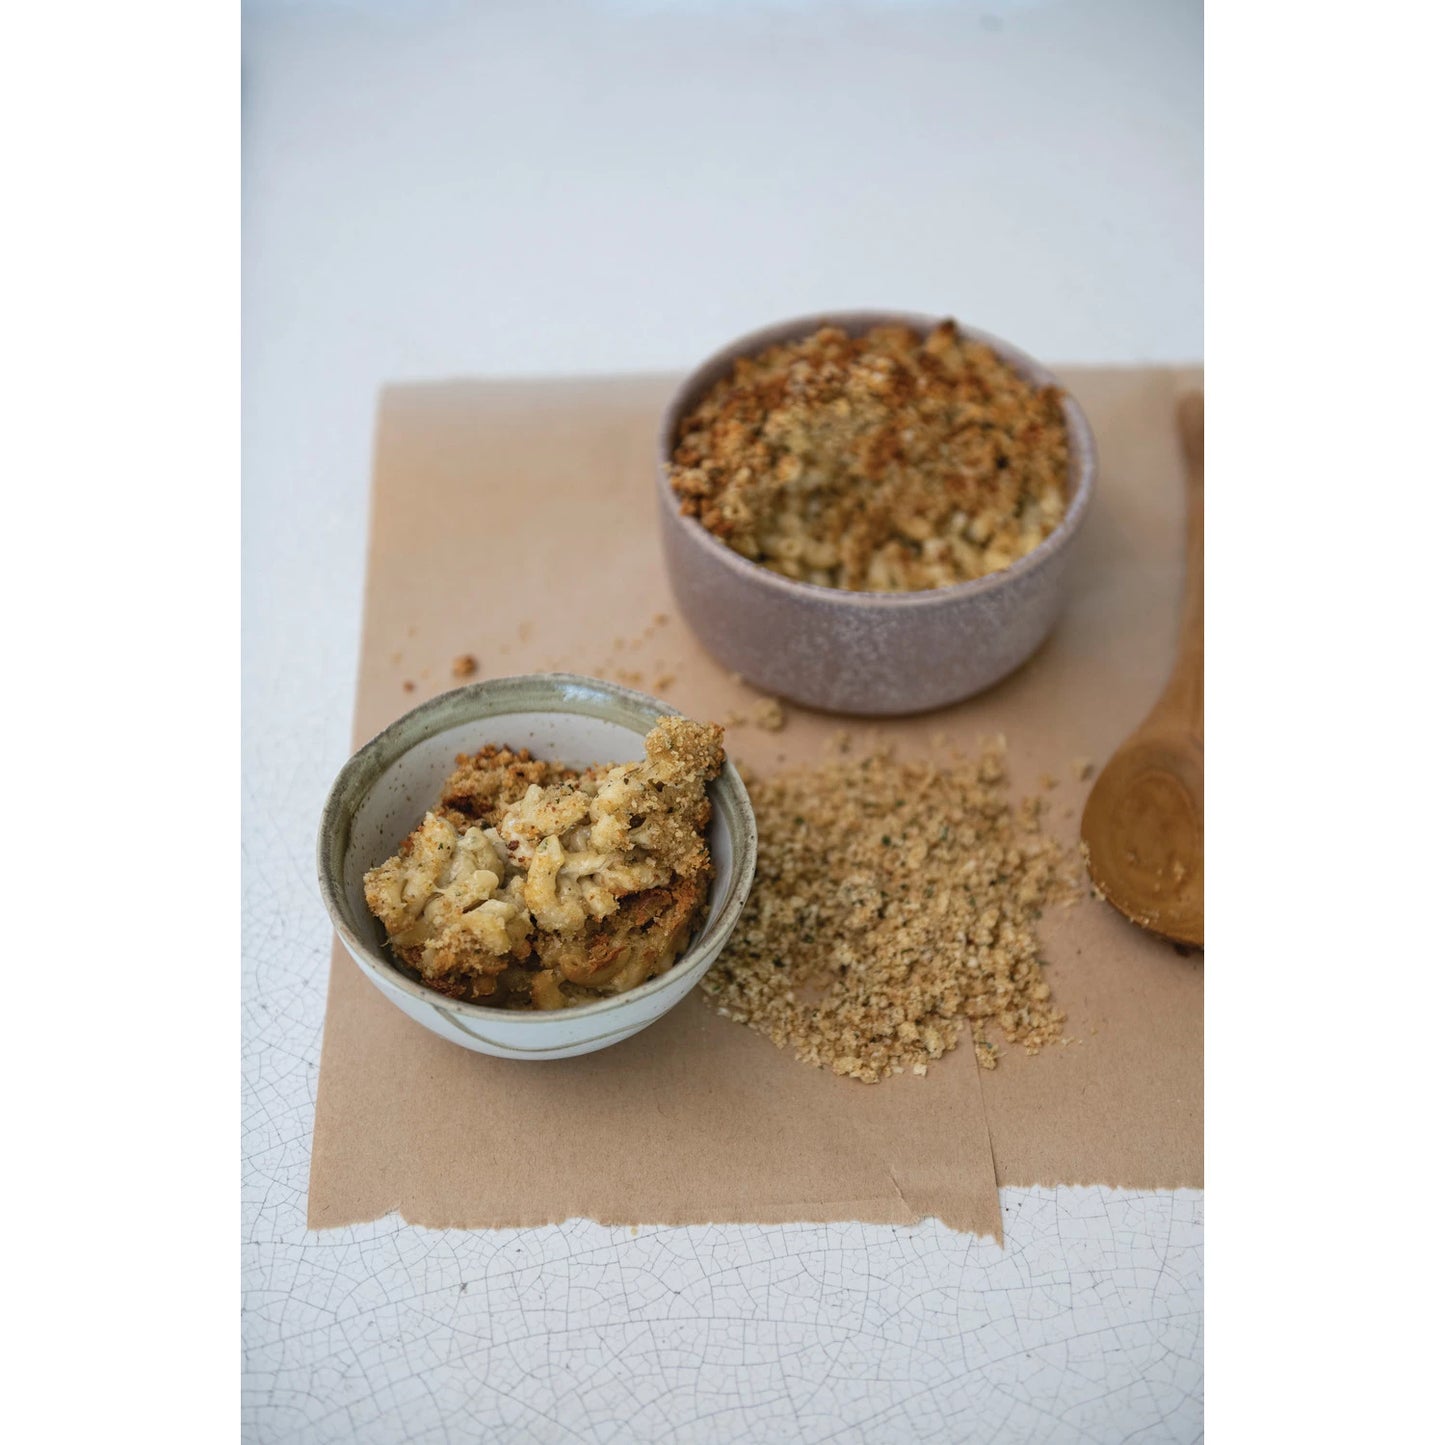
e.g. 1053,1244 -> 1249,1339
669,320 -> 1071,592
654,613 -> 670,626
402,680 -> 416,693
703,742 -> 1079,1082
1072,757 -> 1095,781
452,654 -> 478,679
652,673 -> 676,692
1038,772 -> 1057,790
751,697 -> 785,731
825,730 -> 854,756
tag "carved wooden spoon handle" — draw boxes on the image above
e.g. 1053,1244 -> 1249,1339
1157,392 -> 1204,736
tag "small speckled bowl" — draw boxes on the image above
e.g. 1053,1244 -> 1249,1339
656,311 -> 1098,716
316,674 -> 757,1060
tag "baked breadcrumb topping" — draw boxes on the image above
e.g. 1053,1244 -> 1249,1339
670,321 -> 1071,591
702,740 -> 1077,1081
364,716 -> 725,1009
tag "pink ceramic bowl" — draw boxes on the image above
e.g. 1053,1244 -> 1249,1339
655,311 -> 1097,716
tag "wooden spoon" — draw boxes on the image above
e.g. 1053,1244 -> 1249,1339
1081,391 -> 1204,949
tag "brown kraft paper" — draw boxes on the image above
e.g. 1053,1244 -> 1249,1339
307,364 -> 1203,1235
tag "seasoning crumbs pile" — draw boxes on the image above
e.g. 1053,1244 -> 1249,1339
703,740 -> 1079,1081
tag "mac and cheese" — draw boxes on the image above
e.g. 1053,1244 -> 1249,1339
669,321 -> 1071,592
364,716 -> 725,1009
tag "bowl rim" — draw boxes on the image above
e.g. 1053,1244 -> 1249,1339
655,308 -> 1098,609
316,672 -> 758,1027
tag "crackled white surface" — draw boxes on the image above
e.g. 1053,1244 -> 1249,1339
242,2 -> 1202,1439
242,1197 -> 1202,1442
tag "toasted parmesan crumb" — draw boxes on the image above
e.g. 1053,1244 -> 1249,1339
669,320 -> 1071,592
702,743 -> 1079,1082
452,654 -> 478,679
751,697 -> 785,731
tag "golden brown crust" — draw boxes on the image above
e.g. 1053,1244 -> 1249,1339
538,875 -> 708,994
669,321 -> 1070,591
438,744 -> 579,828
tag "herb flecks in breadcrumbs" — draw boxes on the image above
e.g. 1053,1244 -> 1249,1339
670,321 -> 1070,592
703,742 -> 1078,1081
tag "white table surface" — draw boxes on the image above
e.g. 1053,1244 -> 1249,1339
241,2 -> 1203,1439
